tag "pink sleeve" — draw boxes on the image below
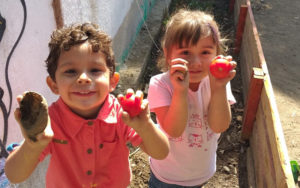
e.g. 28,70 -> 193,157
148,74 -> 173,111
226,82 -> 236,105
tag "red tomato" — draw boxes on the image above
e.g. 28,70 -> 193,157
119,92 -> 142,117
209,57 -> 233,79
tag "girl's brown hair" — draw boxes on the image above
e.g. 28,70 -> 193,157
158,9 -> 226,71
46,23 -> 115,81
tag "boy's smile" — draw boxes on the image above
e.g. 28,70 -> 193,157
47,42 -> 118,119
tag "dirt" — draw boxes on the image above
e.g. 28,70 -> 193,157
115,0 -> 300,187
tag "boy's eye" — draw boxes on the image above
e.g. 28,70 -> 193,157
64,69 -> 76,74
91,68 -> 102,73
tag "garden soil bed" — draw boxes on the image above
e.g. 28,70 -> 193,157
115,0 -> 250,187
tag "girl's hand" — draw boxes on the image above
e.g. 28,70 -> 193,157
169,58 -> 189,92
118,89 -> 152,131
14,95 -> 53,150
209,55 -> 237,91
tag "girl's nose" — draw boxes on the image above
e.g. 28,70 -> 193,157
187,55 -> 201,65
77,73 -> 91,84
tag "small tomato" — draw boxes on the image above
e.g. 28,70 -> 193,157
119,92 -> 142,117
209,57 -> 233,79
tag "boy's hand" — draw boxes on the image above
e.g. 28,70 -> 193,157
169,58 -> 189,92
118,89 -> 152,131
209,55 -> 236,90
15,94 -> 53,150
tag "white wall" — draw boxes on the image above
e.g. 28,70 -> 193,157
0,0 -> 165,186
0,0 -> 57,146
61,0 -> 134,38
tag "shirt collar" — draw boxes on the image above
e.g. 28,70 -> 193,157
55,94 -> 119,138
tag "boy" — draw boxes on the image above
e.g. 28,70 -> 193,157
5,23 -> 169,188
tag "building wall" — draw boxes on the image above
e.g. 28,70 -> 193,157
0,0 -> 160,186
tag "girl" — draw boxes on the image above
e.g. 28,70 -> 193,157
147,9 -> 237,187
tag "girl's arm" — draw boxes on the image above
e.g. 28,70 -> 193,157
208,86 -> 231,133
153,89 -> 188,138
208,56 -> 236,133
153,58 -> 189,138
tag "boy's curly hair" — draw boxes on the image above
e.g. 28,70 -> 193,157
46,23 -> 115,81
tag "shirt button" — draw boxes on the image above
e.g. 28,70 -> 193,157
87,148 -> 93,154
87,121 -> 93,126
87,170 -> 92,175
99,143 -> 103,149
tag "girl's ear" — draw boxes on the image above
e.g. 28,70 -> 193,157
109,72 -> 120,92
46,76 -> 59,95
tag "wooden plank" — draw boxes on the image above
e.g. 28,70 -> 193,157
229,0 -> 235,13
251,100 -> 277,188
241,67 -> 264,140
247,147 -> 256,188
52,0 -> 63,28
234,5 -> 248,55
235,0 -> 296,187
259,67 -> 295,187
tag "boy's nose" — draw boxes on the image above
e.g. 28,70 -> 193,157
77,73 -> 91,84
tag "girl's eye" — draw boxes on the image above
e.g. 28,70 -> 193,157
202,51 -> 211,55
181,50 -> 190,55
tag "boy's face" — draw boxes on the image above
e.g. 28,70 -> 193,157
47,42 -> 118,119
168,36 -> 217,88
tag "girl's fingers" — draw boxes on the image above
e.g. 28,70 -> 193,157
230,61 -> 237,69
170,64 -> 188,74
170,58 -> 189,66
225,55 -> 232,62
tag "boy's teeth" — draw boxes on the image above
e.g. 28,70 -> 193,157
80,91 -> 89,94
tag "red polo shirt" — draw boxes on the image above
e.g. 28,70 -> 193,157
39,94 -> 142,188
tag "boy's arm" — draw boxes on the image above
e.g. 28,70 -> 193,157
121,99 -> 169,160
5,139 -> 47,183
5,101 -> 53,183
134,118 -> 169,160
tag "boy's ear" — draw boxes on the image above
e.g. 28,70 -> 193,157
109,72 -> 120,92
46,76 -> 59,95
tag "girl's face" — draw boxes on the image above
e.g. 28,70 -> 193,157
47,42 -> 118,119
169,36 -> 217,89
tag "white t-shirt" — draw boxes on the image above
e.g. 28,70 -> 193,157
148,72 -> 236,186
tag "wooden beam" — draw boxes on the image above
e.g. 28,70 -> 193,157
52,0 -> 63,29
241,67 -> 265,140
229,0 -> 235,13
234,5 -> 248,55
